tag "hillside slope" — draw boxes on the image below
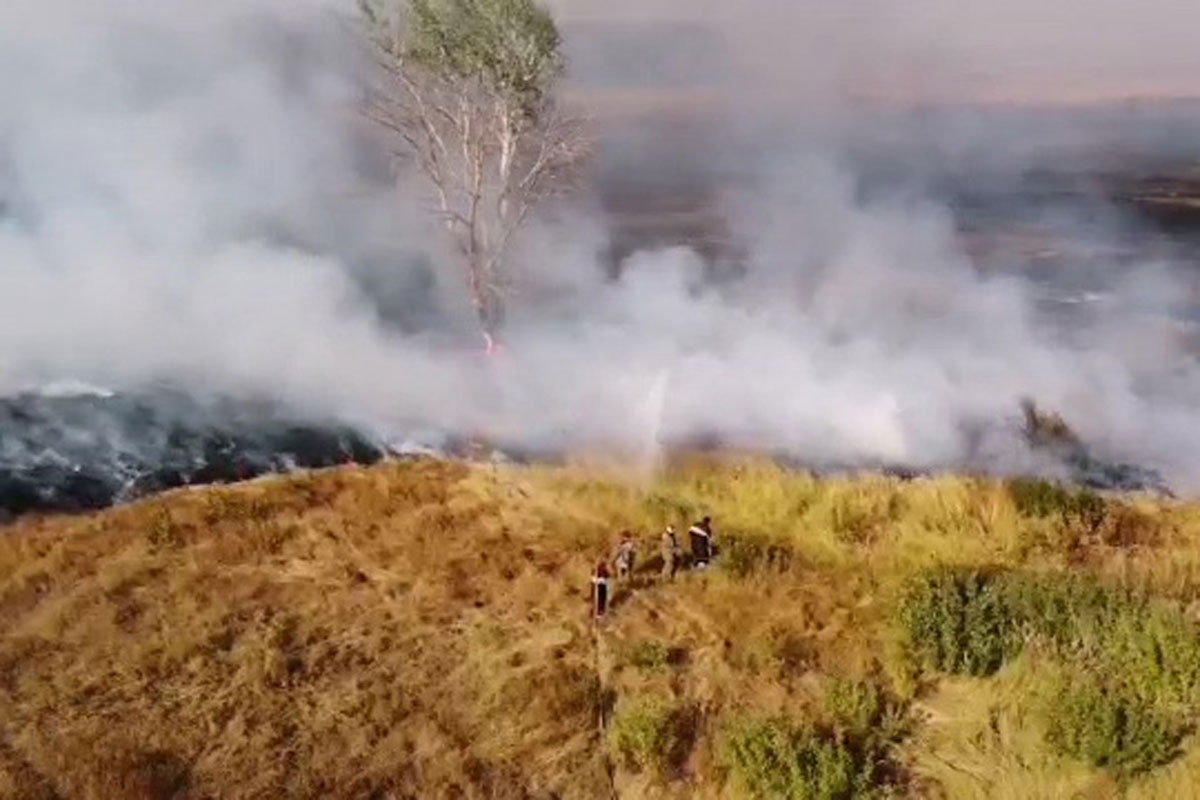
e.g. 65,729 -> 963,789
4,458 -> 1200,798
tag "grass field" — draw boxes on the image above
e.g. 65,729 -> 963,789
3,456 -> 1200,798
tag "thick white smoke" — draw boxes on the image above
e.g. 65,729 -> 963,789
0,0 -> 480,431
2,0 -> 1199,487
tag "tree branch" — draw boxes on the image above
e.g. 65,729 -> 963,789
358,0 -> 588,341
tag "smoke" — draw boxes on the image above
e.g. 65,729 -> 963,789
552,0 -> 1200,104
2,0 -> 1200,490
0,0 -> 476,428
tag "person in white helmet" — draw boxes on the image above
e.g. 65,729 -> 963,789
689,516 -> 714,569
661,524 -> 681,581
614,531 -> 637,581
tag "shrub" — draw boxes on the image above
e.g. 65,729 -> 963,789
897,567 -> 1021,676
823,679 -> 907,743
824,679 -> 883,737
898,566 -> 1200,776
628,640 -> 671,672
1070,490 -> 1108,533
1007,478 -> 1107,534
722,717 -> 886,800
722,534 -> 793,578
1007,575 -> 1200,704
829,493 -> 900,546
608,697 -> 679,775
771,630 -> 815,676
900,567 -> 1200,691
1100,504 -> 1162,548
1083,602 -> 1200,706
1044,673 -> 1182,776
146,509 -> 184,550
1002,571 -> 1115,646
1008,478 -> 1072,518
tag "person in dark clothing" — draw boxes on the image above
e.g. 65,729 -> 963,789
592,560 -> 612,618
689,516 -> 713,569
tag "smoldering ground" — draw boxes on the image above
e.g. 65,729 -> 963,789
2,0 -> 1200,499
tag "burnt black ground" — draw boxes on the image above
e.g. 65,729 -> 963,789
0,388 -> 386,521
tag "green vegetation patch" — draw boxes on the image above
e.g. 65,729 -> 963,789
897,566 -> 1021,677
722,678 -> 907,799
722,715 -> 895,800
1008,478 -> 1106,530
898,565 -> 1200,776
721,533 -> 795,578
1005,477 -> 1166,552
627,639 -> 671,672
1044,671 -> 1183,776
899,566 -> 1200,699
608,696 -> 682,775
823,678 -> 909,744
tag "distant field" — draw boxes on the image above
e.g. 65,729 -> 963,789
6,458 -> 1200,797
578,93 -> 1200,324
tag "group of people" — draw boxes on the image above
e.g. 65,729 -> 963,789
591,516 -> 716,618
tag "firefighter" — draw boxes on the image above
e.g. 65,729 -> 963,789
661,524 -> 681,581
689,516 -> 714,569
614,532 -> 637,581
592,560 -> 612,619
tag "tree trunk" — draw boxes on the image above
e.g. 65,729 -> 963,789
477,289 -> 505,355
466,254 -> 504,354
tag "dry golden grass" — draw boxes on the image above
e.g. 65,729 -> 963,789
0,461 -> 612,799
3,455 -> 1200,798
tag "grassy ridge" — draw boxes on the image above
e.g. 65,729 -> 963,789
2,457 -> 1200,798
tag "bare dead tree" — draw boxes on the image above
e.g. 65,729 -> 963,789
359,0 -> 588,351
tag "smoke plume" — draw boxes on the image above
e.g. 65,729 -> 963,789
3,0 -> 1200,490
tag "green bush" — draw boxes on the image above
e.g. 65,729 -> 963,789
830,493 -> 901,546
1005,575 -> 1200,705
1000,571 -> 1108,645
1007,477 -> 1073,518
608,697 -> 679,774
823,679 -> 907,743
897,567 -> 1021,676
824,679 -> 882,736
1101,504 -> 1162,548
628,640 -> 671,671
1079,601 -> 1200,706
722,534 -> 793,578
722,716 -> 889,799
1007,478 -> 1107,533
1073,490 -> 1108,535
897,567 -> 1200,693
1044,674 -> 1182,775
897,567 -> 1200,776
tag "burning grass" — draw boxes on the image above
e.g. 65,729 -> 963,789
3,457 -> 1200,797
